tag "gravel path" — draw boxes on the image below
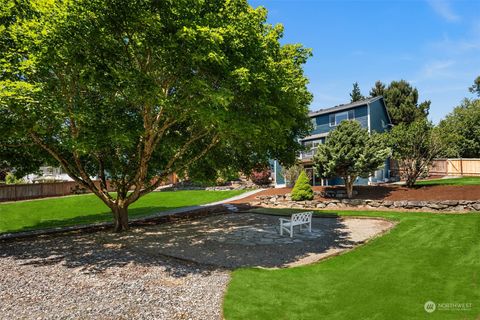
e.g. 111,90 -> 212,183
0,229 -> 230,320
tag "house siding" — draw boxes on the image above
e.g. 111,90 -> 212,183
310,105 -> 368,136
272,97 -> 392,187
369,99 -> 390,133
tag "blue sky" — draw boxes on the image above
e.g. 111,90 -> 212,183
249,0 -> 480,123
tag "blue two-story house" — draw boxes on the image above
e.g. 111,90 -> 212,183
272,96 -> 393,187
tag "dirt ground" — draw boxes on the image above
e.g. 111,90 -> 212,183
230,185 -> 480,204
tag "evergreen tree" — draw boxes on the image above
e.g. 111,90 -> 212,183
369,80 -> 386,97
349,82 -> 365,102
383,80 -> 430,125
314,121 -> 390,198
291,171 -> 314,201
469,76 -> 480,97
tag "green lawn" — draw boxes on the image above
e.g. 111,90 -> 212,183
0,190 -> 245,234
416,176 -> 480,186
224,209 -> 480,319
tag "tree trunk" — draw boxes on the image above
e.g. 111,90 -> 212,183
112,205 -> 129,232
405,176 -> 417,188
344,176 -> 354,199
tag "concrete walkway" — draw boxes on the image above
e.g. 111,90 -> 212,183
0,189 -> 264,241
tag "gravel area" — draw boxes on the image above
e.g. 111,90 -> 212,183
0,228 -> 230,320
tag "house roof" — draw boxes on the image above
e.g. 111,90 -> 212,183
308,96 -> 384,118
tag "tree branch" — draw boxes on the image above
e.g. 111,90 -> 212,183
126,133 -> 220,204
30,132 -> 114,206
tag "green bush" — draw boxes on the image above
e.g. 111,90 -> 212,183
291,171 -> 314,201
5,172 -> 25,185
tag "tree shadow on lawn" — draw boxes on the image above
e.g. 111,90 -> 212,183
0,211 -> 367,274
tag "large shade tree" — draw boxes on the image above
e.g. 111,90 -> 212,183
0,0 -> 312,231
313,121 -> 390,198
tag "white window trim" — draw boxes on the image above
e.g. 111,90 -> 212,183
330,112 -> 345,127
329,110 -> 355,127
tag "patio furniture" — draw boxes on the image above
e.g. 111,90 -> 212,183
279,212 -> 313,237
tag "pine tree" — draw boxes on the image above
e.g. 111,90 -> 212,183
369,80 -> 386,97
469,76 -> 480,96
350,82 -> 365,102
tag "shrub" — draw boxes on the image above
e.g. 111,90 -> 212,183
291,171 -> 314,201
249,167 -> 271,185
5,172 -> 25,184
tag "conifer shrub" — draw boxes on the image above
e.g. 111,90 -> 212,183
291,170 -> 314,201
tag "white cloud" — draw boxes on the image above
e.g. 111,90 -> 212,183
421,59 -> 456,78
427,0 -> 460,22
428,34 -> 480,55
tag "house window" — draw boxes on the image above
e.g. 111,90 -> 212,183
303,139 -> 322,158
329,109 -> 355,126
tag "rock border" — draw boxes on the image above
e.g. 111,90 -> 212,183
253,194 -> 480,212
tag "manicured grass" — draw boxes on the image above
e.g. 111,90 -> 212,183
416,176 -> 480,186
0,190 -> 245,234
224,209 -> 480,319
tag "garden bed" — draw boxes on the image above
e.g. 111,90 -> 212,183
230,184 -> 480,203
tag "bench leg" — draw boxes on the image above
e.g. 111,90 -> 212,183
290,225 -> 293,238
309,221 -> 312,232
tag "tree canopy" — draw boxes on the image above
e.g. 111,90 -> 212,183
370,80 -> 430,125
389,119 -> 446,187
437,98 -> 480,158
349,82 -> 365,102
314,121 -> 390,198
369,80 -> 385,98
469,76 -> 480,97
0,0 -> 312,231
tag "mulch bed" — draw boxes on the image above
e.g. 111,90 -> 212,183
230,185 -> 480,203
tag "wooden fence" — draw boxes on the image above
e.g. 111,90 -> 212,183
0,173 -> 178,202
430,158 -> 480,177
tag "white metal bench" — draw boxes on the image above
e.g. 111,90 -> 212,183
279,212 -> 313,237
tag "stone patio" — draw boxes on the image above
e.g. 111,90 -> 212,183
136,212 -> 394,268
205,220 -> 324,245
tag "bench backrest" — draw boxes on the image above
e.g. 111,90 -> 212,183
291,211 -> 312,223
